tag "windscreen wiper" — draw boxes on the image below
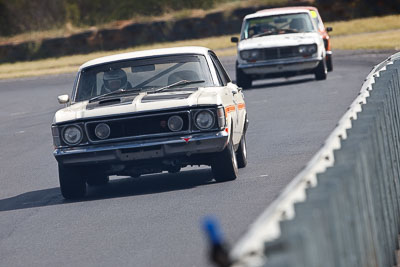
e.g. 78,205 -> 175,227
151,80 -> 205,94
88,88 -> 140,103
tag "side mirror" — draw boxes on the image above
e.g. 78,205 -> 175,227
231,37 -> 239,43
58,94 -> 70,104
326,27 -> 333,32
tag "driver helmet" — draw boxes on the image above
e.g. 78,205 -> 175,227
103,69 -> 128,91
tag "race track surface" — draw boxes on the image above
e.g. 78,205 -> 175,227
0,50 -> 393,267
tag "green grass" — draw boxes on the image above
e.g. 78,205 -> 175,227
327,15 -> 400,36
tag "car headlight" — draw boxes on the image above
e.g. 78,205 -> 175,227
168,115 -> 184,132
240,49 -> 260,60
240,50 -> 250,60
195,110 -> 215,130
250,50 -> 259,58
299,44 -> 317,55
95,123 -> 111,139
307,44 -> 317,54
63,125 -> 83,145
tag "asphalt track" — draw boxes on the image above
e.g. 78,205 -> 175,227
0,50 -> 394,267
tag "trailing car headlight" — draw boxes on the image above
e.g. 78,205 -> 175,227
240,49 -> 260,60
168,115 -> 184,132
63,125 -> 83,145
298,44 -> 317,55
195,110 -> 215,130
240,50 -> 250,60
95,123 -> 111,139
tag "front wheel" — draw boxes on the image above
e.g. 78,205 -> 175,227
236,134 -> 248,168
58,164 -> 86,199
211,138 -> 238,182
326,54 -> 333,72
314,58 -> 327,80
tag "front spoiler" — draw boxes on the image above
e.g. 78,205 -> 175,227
54,131 -> 229,165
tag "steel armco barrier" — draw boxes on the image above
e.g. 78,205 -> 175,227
230,52 -> 400,267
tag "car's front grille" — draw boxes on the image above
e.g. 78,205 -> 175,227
260,46 -> 301,60
85,111 -> 190,142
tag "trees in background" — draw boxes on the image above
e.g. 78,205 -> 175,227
0,0 -> 220,36
1,0 -> 399,37
316,0 -> 400,21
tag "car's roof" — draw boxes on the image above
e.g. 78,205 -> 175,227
244,6 -> 316,20
79,46 -> 211,70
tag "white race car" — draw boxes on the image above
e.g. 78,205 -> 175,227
232,7 -> 328,88
52,46 -> 248,199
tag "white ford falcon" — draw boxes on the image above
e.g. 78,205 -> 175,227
52,46 -> 248,199
231,7 -> 328,89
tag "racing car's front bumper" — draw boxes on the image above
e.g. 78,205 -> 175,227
238,56 -> 322,76
54,130 -> 229,166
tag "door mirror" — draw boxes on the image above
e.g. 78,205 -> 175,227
231,37 -> 239,43
326,27 -> 333,32
58,95 -> 70,104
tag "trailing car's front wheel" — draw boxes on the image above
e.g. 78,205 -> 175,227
236,64 -> 252,89
326,54 -> 333,72
314,58 -> 327,80
236,134 -> 248,168
58,164 -> 86,199
211,138 -> 238,182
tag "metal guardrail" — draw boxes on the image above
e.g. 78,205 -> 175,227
229,52 -> 400,267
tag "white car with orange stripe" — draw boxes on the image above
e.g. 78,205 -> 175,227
52,46 -> 248,199
231,7 -> 328,89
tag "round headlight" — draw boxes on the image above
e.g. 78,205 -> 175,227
195,110 -> 215,130
241,50 -> 250,60
298,45 -> 307,54
63,126 -> 83,145
250,50 -> 259,58
168,115 -> 184,132
95,123 -> 111,139
308,45 -> 317,54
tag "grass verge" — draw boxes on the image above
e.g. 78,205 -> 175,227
0,14 -> 399,80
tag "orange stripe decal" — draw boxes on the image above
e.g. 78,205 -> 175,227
224,105 -> 235,116
238,103 -> 246,110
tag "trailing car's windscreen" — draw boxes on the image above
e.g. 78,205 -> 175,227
75,55 -> 214,102
242,13 -> 315,40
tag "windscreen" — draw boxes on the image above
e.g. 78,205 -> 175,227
74,54 -> 214,102
242,12 -> 315,40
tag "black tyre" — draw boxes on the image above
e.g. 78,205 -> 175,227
236,134 -> 248,168
314,58 -> 327,80
327,54 -> 333,72
211,138 -> 238,182
86,173 -> 109,186
58,164 -> 86,199
236,63 -> 252,89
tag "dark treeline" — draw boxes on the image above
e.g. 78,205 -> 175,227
0,0 -> 399,37
0,0 -> 222,36
316,0 -> 400,21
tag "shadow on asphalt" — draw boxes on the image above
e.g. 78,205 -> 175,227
0,169 -> 215,212
234,76 -> 315,90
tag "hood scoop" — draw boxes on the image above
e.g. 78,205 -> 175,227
86,96 -> 134,110
141,93 -> 192,103
99,98 -> 121,105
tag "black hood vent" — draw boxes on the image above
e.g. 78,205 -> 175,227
86,96 -> 135,110
141,93 -> 192,103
